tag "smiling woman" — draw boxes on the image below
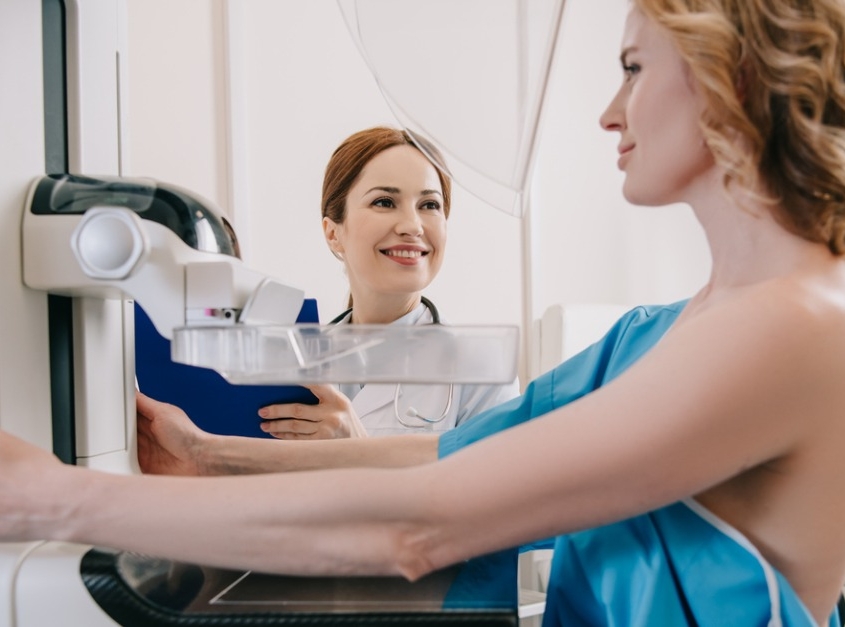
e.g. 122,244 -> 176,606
600,8 -> 715,207
322,132 -> 448,319
257,126 -> 520,439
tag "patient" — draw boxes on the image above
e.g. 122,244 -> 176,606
4,1 -> 845,624
257,126 -> 519,439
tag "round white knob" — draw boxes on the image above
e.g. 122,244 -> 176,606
71,208 -> 149,279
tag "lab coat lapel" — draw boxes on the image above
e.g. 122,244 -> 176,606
338,301 -> 433,420
351,383 -> 395,418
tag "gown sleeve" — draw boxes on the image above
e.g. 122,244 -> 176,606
438,301 -> 687,459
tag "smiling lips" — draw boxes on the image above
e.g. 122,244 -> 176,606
381,247 -> 428,266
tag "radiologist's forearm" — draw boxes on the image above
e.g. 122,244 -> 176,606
200,433 -> 439,475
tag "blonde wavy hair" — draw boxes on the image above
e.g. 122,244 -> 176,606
634,0 -> 845,254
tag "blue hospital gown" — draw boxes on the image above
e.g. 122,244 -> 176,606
439,301 -> 838,626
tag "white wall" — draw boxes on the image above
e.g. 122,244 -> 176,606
124,1 -> 227,203
125,0 -> 711,383
528,0 -> 709,314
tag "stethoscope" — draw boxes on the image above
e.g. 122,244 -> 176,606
330,296 -> 455,429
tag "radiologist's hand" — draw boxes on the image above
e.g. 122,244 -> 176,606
137,390 -> 211,476
258,384 -> 368,440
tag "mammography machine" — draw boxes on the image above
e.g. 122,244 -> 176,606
12,171 -> 521,627
0,0 -> 563,624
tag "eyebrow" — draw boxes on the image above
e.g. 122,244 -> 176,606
365,186 -> 442,197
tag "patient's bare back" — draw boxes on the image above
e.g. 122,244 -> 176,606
692,268 -> 845,621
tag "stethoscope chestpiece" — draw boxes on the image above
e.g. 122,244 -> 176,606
393,382 -> 455,428
331,296 -> 454,428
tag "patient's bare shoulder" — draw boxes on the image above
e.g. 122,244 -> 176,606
706,271 -> 845,359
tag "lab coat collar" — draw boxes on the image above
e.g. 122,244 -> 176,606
331,301 -> 432,326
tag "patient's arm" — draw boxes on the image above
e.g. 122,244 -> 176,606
137,391 -> 437,476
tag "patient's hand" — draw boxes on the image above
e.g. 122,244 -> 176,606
258,384 -> 368,440
137,391 -> 210,475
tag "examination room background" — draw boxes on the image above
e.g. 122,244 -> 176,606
124,0 -> 710,385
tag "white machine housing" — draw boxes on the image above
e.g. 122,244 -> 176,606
22,174 -> 305,342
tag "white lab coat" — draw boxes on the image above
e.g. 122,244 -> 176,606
336,302 -> 520,437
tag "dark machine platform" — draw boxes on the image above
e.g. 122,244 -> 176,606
81,547 -> 518,626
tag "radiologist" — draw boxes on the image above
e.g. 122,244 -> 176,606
256,126 -> 519,439
4,0 -> 845,624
